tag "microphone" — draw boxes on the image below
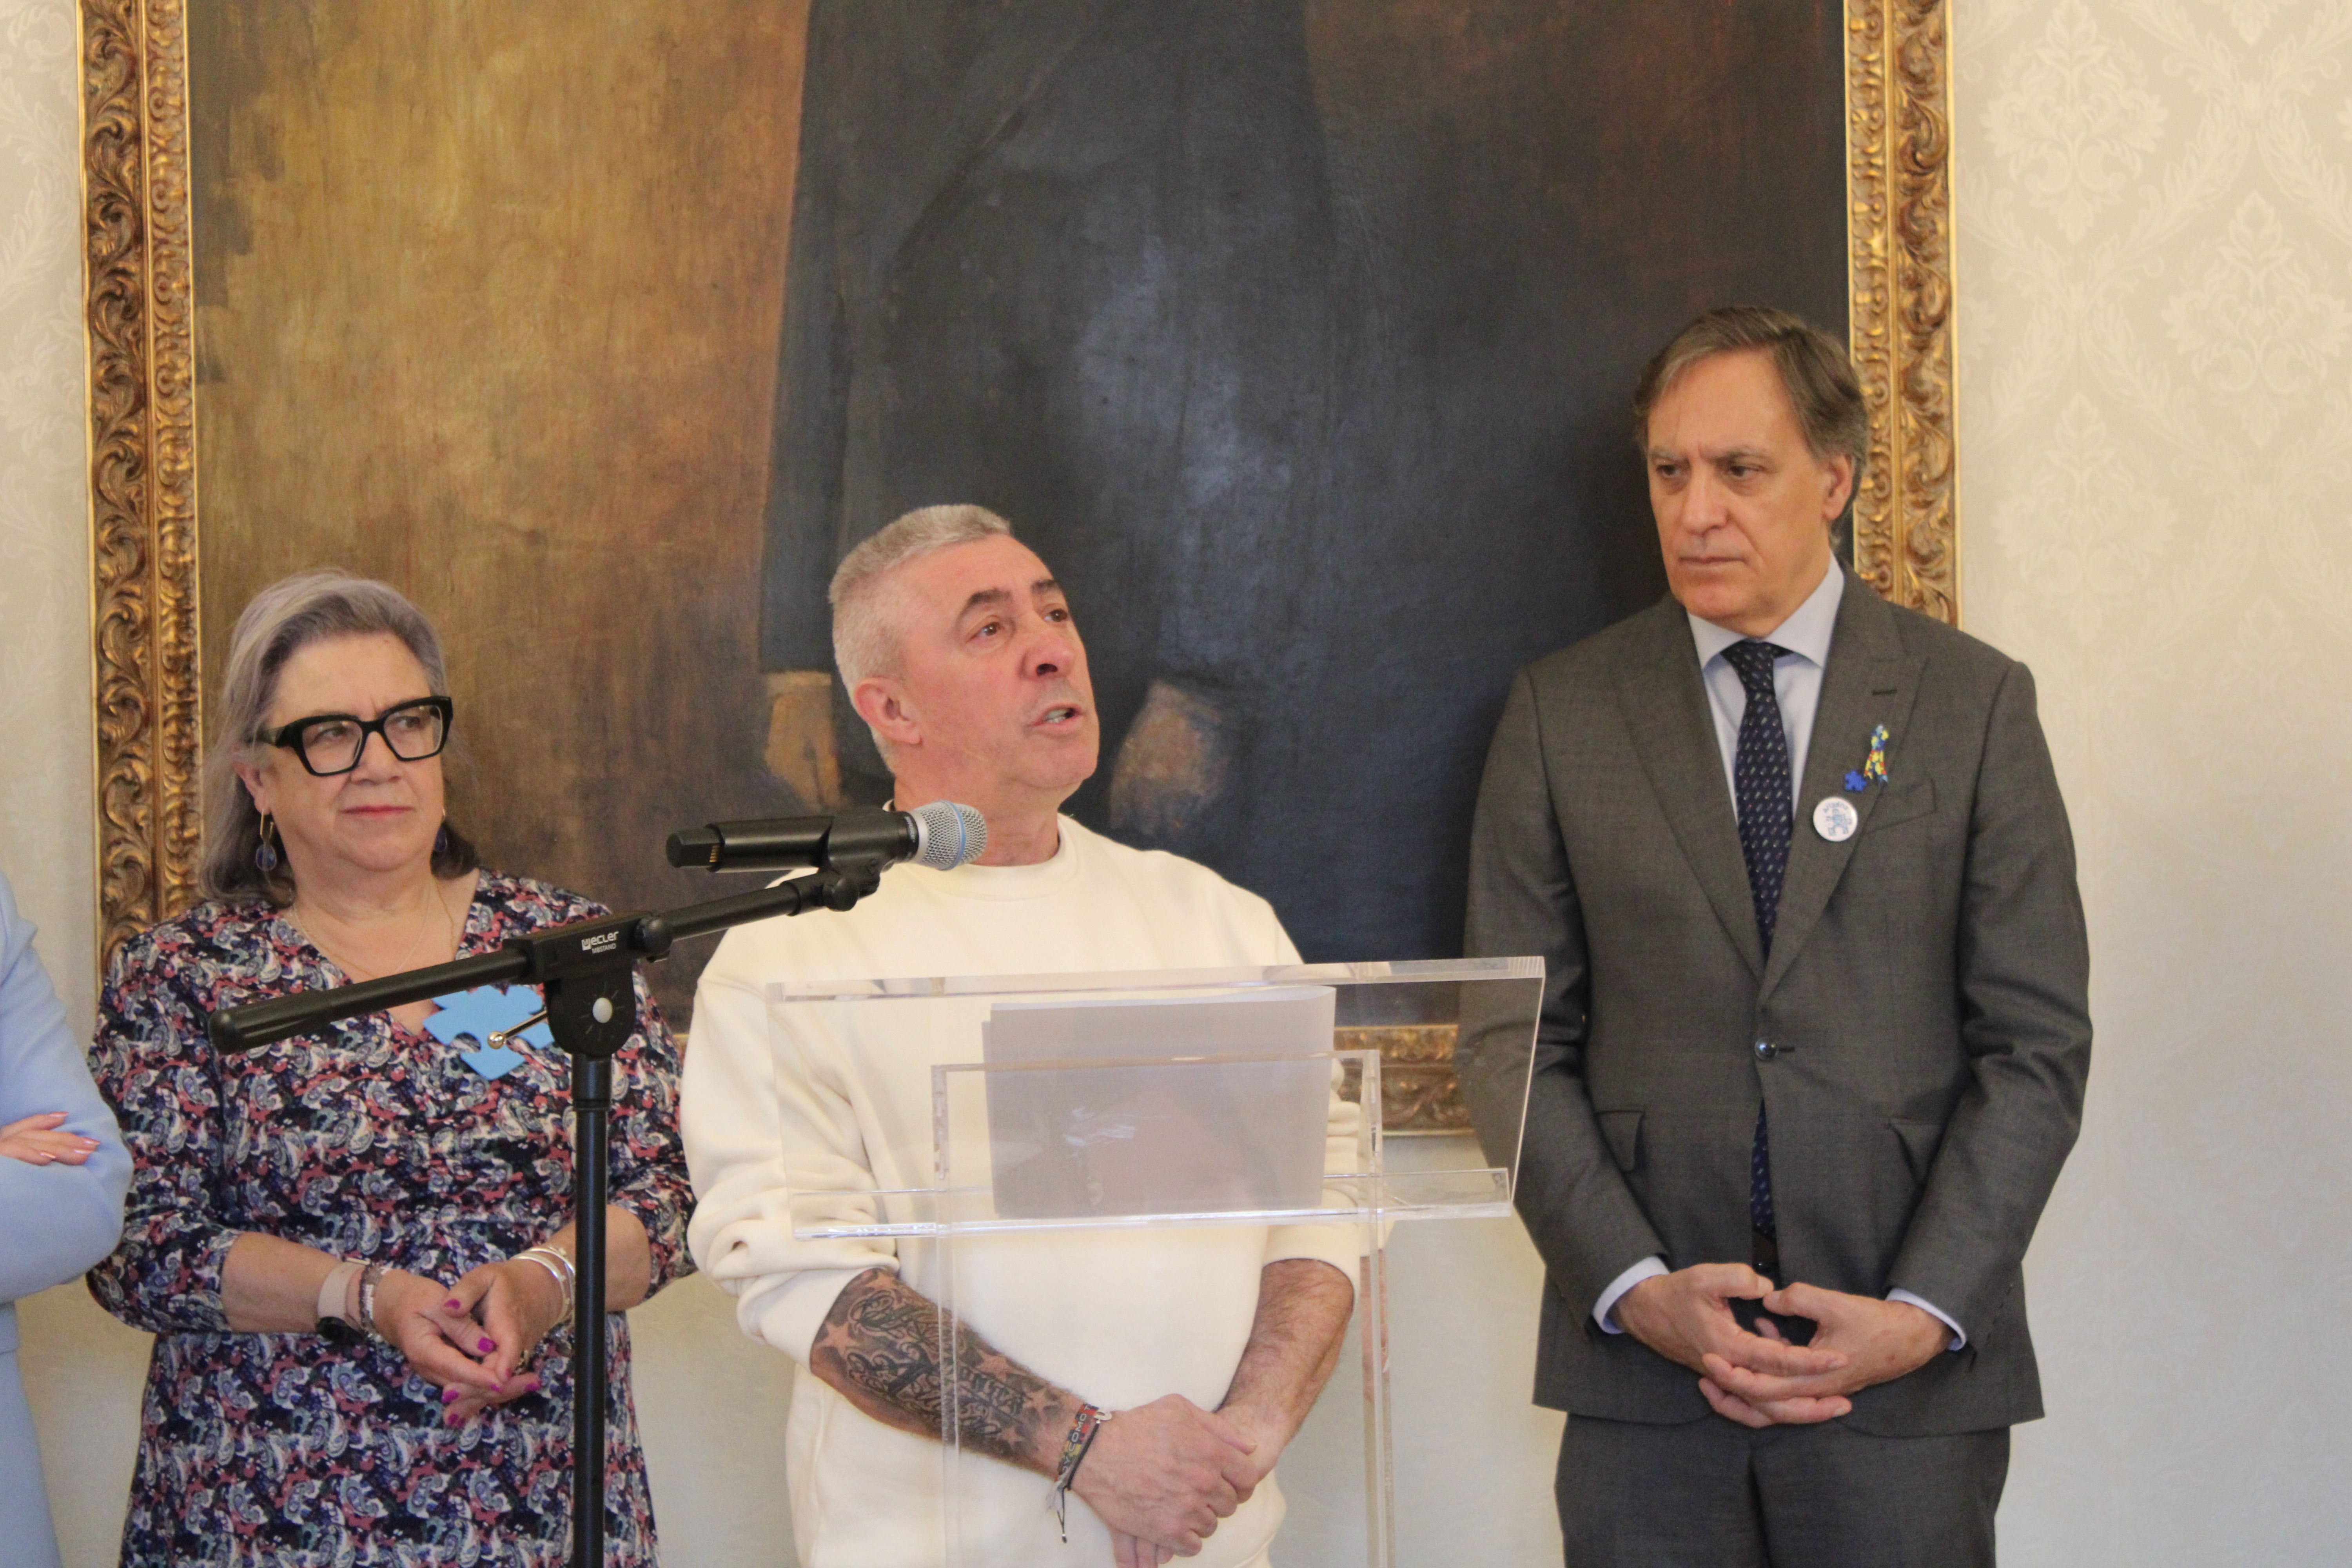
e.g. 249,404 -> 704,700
667,800 -> 988,874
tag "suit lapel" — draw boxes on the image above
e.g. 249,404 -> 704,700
1759,575 -> 1926,998
1614,600 -> 1765,979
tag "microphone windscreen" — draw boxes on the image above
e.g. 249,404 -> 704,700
908,800 -> 988,869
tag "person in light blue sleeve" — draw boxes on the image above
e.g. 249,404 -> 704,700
0,869 -> 130,1568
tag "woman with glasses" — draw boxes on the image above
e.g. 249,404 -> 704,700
87,570 -> 691,1567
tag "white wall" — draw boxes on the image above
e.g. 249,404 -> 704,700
4,1 -> 2350,1563
1957,1 -> 2352,1560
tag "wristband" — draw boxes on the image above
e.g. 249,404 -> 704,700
316,1259 -> 365,1330
1048,1404 -> 1112,1542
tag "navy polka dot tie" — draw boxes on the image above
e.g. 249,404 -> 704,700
1724,639 -> 1791,1243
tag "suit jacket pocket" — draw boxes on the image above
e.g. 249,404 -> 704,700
1891,1117 -> 1944,1184
1597,1109 -> 1643,1172
1863,777 -> 1937,833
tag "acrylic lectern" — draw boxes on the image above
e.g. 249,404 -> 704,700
770,957 -> 1541,1568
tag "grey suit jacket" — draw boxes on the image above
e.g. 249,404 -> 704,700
1461,573 -> 2090,1436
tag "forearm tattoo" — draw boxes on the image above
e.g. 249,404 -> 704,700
809,1267 -> 1073,1473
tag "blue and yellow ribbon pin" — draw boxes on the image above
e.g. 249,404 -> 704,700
1845,725 -> 1891,792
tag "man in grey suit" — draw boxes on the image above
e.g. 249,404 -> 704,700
1461,307 -> 2090,1564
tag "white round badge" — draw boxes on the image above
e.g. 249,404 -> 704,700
1812,796 -> 1860,842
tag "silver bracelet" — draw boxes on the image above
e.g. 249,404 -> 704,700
514,1245 -> 576,1324
355,1263 -> 387,1341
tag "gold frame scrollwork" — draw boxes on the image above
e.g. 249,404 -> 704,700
80,0 -> 201,967
76,3 -> 1962,1076
1848,0 -> 1960,623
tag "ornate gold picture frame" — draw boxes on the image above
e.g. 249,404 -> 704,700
78,2 -> 1956,1131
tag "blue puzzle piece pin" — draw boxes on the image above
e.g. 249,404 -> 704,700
425,985 -> 552,1079
1844,770 -> 1869,793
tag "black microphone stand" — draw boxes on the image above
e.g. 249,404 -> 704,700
207,859 -> 889,1568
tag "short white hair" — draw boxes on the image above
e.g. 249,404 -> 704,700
828,505 -> 1014,688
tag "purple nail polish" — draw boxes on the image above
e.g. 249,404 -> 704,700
445,1299 -> 465,1313
477,1337 -> 495,1353
441,1388 -> 461,1403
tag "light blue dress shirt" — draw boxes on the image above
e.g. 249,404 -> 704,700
1592,565 -> 1964,1350
1688,559 -> 1846,801
0,871 -> 132,1568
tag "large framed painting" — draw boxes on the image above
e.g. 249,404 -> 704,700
79,0 -> 1956,1118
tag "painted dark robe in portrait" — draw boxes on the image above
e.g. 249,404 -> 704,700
760,0 -> 1846,961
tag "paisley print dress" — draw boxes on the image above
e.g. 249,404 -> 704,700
87,873 -> 693,1567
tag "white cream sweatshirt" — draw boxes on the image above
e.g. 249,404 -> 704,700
683,817 -> 1357,1568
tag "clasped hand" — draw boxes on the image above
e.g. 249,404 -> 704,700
0,1111 -> 102,1165
1073,1394 -> 1274,1566
372,1255 -> 572,1426
1616,1263 -> 1945,1428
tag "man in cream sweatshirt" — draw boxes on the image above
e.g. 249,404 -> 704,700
683,506 -> 1357,1568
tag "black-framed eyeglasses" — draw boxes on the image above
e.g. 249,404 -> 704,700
261,696 -> 454,777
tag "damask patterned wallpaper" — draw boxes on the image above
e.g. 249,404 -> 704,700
1958,0 -> 2352,1560
0,0 -> 92,1035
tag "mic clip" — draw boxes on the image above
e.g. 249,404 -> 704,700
820,859 -> 885,908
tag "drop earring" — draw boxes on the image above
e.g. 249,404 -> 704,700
434,822 -> 450,857
254,813 -> 281,875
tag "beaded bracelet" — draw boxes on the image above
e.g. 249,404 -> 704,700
1048,1404 -> 1112,1542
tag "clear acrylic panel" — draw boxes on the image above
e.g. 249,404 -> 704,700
767,958 -> 1541,1220
764,959 -> 1542,1568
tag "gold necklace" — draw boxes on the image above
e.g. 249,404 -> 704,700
294,882 -> 457,983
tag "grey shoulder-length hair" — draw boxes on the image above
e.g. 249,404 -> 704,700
201,570 -> 480,904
